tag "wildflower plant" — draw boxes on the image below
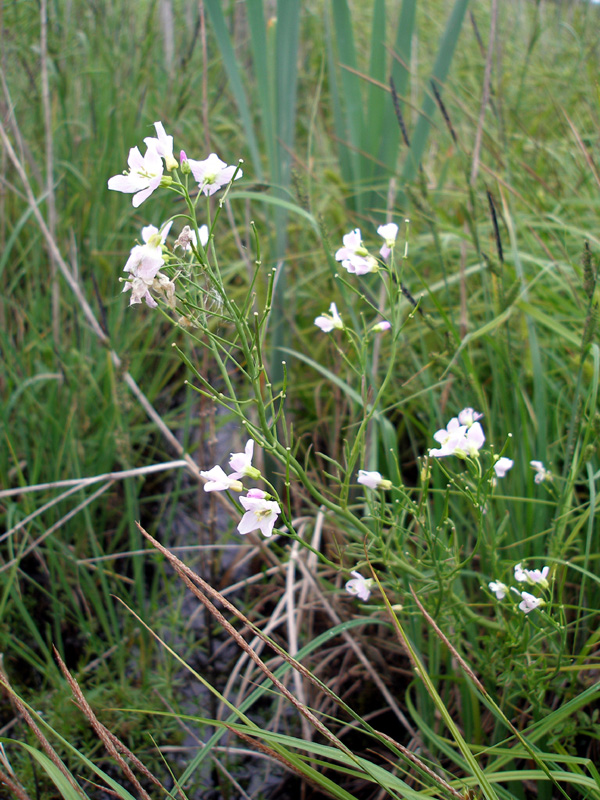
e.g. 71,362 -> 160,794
103,119 -> 595,800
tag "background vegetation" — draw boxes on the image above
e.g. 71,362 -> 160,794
1,0 -> 599,798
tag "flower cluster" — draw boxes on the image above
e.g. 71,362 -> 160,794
530,460 -> 552,484
108,120 -> 241,309
200,440 -> 280,538
314,224 -> 399,334
429,408 -> 487,461
488,561 -> 550,614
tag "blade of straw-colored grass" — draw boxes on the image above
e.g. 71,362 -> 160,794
402,0 -> 470,184
0,461 -> 188,501
203,0 -> 262,177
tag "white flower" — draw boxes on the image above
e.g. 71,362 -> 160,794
488,580 -> 508,600
357,470 -> 392,490
200,465 -> 243,493
345,571 -> 373,601
514,562 -> 550,589
108,143 -> 164,207
121,223 -> 173,307
377,223 -> 398,259
526,566 -> 550,588
187,153 -> 242,196
371,320 -> 391,333
122,276 -> 158,308
123,241 -> 164,283
246,488 -> 267,499
429,418 -> 467,458
494,457 -> 514,478
144,121 -> 178,171
462,422 -> 485,458
518,591 -> 544,614
140,220 -> 173,246
514,562 -> 528,583
335,229 -> 378,275
458,408 -> 483,427
315,302 -> 344,332
530,460 -> 552,484
237,495 -> 281,538
153,273 -> 177,308
229,440 -> 261,480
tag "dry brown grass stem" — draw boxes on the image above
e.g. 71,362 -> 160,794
293,555 -> 417,738
53,647 -> 168,800
0,664 -> 85,798
409,587 -> 487,696
224,724 -> 338,800
0,767 -> 32,800
137,525 -> 369,770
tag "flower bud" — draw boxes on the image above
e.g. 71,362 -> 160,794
180,150 -> 191,174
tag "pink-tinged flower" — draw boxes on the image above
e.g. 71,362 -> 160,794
463,422 -> 485,457
458,407 -> 483,427
246,488 -> 267,499
140,220 -> 173,246
122,276 -> 158,308
123,241 -> 164,283
180,150 -> 191,174
335,229 -> 378,275
530,460 -> 552,484
514,562 -> 550,589
154,273 -> 177,308
514,562 -> 528,583
315,302 -> 344,332
429,418 -> 467,458
345,571 -> 374,601
229,440 -> 261,480
237,495 -> 281,538
200,465 -> 243,493
144,121 -> 178,171
377,222 -> 398,260
518,591 -> 544,614
526,566 -> 550,588
121,222 -> 173,307
372,320 -> 391,333
108,143 -> 164,207
187,153 -> 242,196
494,457 -> 514,478
357,470 -> 392,490
488,580 -> 508,600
